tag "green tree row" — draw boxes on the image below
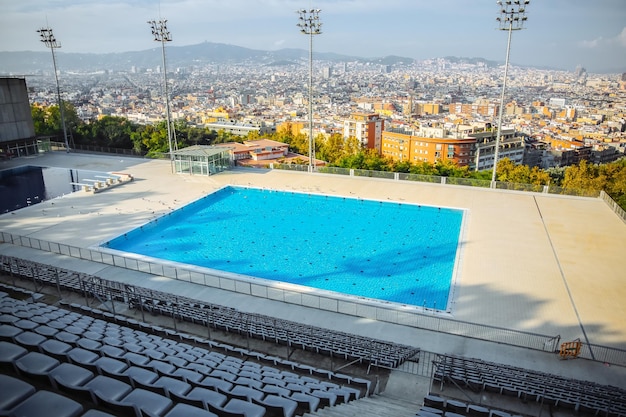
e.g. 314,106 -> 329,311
32,104 -> 626,208
32,103 -> 241,157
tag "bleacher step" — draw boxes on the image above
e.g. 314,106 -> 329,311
303,394 -> 420,417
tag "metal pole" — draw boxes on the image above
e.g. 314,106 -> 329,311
309,30 -> 314,170
51,48 -> 69,152
38,27 -> 69,152
491,0 -> 530,186
297,9 -> 322,172
148,20 -> 175,172
491,22 -> 513,186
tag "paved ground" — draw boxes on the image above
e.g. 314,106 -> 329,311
1,152 -> 625,394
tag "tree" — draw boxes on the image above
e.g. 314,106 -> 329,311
562,160 -> 607,194
31,102 -> 82,143
80,116 -> 136,148
495,157 -> 549,185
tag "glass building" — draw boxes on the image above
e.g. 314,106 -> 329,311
171,145 -> 232,175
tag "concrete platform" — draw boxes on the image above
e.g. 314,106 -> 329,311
1,152 -> 625,391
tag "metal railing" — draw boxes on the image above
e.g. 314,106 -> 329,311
275,163 -> 607,199
600,190 -> 626,224
0,231 -> 580,358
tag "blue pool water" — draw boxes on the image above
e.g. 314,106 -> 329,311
103,186 -> 464,310
0,165 -> 107,214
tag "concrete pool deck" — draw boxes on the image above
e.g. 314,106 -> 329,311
1,152 -> 625,389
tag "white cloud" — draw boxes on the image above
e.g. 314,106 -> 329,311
579,27 -> 626,49
617,27 -> 626,47
579,37 -> 603,48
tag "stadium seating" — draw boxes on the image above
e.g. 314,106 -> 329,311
431,354 -> 626,417
0,288 -> 373,417
1,254 -> 419,373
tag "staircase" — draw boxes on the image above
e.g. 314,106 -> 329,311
303,394 -> 420,417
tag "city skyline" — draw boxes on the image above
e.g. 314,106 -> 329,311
1,0 -> 625,73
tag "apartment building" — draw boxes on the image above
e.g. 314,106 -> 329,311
381,127 -> 476,167
343,113 -> 385,150
470,129 -> 525,171
449,101 -> 499,117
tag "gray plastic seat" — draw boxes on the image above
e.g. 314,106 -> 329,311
0,374 -> 36,410
0,315 -> 20,325
9,390 -> 83,417
123,351 -> 150,367
33,324 -> 59,337
123,366 -> 159,387
13,319 -> 38,331
40,339 -> 73,360
148,359 -> 176,376
95,356 -> 128,375
210,398 -> 265,417
91,391 -> 139,417
0,340 -> 27,372
253,394 -> 298,417
101,345 -> 126,359
289,391 -> 320,413
153,375 -> 192,398
67,347 -> 99,367
81,409 -> 116,417
234,376 -> 263,389
310,389 -> 337,407
85,375 -> 133,402
76,337 -> 102,351
0,324 -> 22,341
54,331 -> 81,344
164,403 -> 218,417
171,368 -> 203,383
14,330 -> 47,351
186,386 -> 228,408
120,388 -> 174,416
50,362 -> 95,388
225,385 -> 264,402
15,351 -> 60,384
198,375 -> 234,392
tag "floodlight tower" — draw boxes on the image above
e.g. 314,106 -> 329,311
297,9 -> 322,171
148,19 -> 175,165
491,0 -> 529,186
37,27 -> 69,152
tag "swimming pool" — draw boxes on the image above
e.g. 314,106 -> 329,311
103,186 -> 465,310
0,165 -> 105,214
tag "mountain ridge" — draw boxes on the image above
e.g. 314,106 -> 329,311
0,41 -> 498,74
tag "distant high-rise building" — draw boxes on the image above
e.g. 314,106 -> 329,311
322,66 -> 332,79
343,113 -> 384,151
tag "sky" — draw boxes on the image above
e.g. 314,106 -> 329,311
1,0 -> 625,73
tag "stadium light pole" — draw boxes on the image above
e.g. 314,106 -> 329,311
297,9 -> 322,171
148,19 -> 175,169
38,27 -> 69,153
491,0 -> 529,186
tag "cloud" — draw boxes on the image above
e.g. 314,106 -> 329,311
579,27 -> 626,49
274,39 -> 286,47
579,37 -> 603,48
618,27 -> 626,47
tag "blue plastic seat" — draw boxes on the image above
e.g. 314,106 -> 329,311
164,403 -> 218,417
0,374 -> 36,410
9,390 -> 83,417
14,351 -> 60,384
